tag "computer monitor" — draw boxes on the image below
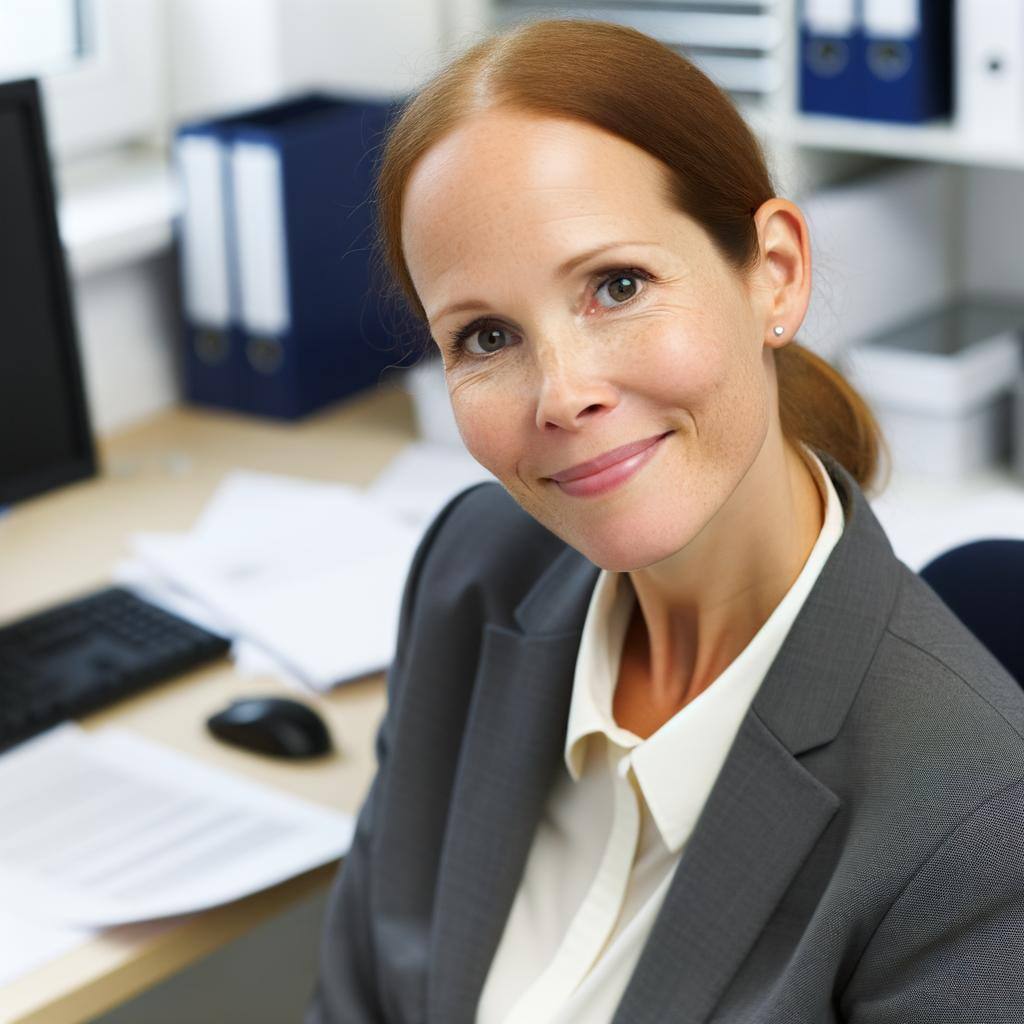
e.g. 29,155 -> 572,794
0,77 -> 95,507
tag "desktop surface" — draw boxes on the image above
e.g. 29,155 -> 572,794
0,384 -> 415,1024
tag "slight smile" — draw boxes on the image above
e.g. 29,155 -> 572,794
546,430 -> 673,498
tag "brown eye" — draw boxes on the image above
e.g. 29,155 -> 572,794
595,271 -> 644,309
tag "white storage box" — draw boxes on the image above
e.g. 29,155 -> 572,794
842,296 -> 1024,477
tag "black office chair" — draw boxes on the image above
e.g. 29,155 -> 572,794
918,539 -> 1024,688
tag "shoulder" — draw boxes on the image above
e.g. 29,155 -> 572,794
404,480 -> 573,632
886,564 -> 1024,743
853,561 -> 1024,802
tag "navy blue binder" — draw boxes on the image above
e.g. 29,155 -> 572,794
858,1 -> 952,123
175,94 -> 418,419
228,95 -> 414,420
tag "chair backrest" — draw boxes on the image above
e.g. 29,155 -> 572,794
918,539 -> 1024,688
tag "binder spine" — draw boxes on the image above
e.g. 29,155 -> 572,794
799,0 -> 862,117
174,129 -> 241,409
229,140 -> 299,417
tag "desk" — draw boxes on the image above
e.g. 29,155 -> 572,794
0,383 -> 418,1024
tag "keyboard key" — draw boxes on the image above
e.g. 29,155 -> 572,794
0,587 -> 230,750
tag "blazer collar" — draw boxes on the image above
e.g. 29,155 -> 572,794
427,449 -> 904,1024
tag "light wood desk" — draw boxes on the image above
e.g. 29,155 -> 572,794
0,383 -> 419,1024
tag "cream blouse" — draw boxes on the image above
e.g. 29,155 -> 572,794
476,446 -> 845,1024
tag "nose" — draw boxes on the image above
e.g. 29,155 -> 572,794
533,339 -> 619,432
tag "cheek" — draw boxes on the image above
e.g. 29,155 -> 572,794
625,312 -> 730,412
633,300 -> 769,453
452,385 -> 549,520
447,375 -> 523,475
688,324 -> 771,459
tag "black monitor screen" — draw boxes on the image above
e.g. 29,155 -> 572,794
0,78 -> 94,507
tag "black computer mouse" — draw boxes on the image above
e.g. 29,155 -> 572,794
206,696 -> 333,759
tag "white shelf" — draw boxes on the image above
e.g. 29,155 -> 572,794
57,147 -> 178,278
738,101 -> 1024,174
777,113 -> 1024,173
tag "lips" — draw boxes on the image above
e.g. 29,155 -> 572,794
548,431 -> 674,482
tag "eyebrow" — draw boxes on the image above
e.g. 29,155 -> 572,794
428,240 -> 658,325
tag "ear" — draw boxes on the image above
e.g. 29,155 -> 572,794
750,198 -> 811,351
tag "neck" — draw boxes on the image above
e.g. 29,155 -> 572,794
616,432 -> 825,732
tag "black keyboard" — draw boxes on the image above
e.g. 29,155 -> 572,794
0,586 -> 231,751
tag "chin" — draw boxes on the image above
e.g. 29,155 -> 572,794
504,475 -> 704,570
563,514 -> 698,573
586,541 -> 685,574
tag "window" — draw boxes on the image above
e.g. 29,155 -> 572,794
0,0 -> 164,160
0,0 -> 84,79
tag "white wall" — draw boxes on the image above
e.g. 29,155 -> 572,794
962,168 -> 1024,299
72,253 -> 181,437
168,0 -> 447,121
799,162 -> 963,361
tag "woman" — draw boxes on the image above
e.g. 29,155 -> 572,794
307,19 -> 1024,1023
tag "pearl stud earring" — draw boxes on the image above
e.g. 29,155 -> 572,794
772,325 -> 785,337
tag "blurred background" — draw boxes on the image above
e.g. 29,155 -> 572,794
4,0 -> 1024,479
2,2 -> 1024,1022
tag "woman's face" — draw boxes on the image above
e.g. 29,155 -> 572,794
402,108 -> 793,571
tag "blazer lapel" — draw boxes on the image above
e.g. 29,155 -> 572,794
612,451 -> 904,1023
610,712 -> 840,1024
427,547 -> 600,1024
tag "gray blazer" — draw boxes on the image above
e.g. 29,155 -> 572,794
306,449 -> 1024,1023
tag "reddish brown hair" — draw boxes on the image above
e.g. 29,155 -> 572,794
372,18 -> 889,493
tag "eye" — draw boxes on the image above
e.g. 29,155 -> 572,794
448,322 -> 516,358
593,269 -> 647,309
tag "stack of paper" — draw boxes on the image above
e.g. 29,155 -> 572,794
115,442 -> 494,692
0,907 -> 98,988
0,724 -> 354,927
365,439 -> 496,527
0,723 -> 355,985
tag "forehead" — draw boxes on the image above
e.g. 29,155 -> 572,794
401,109 -> 682,301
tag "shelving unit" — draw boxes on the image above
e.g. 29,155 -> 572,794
460,0 -> 1024,176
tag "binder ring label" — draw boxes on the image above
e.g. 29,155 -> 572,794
247,337 -> 285,376
806,38 -> 850,78
195,329 -> 231,367
867,40 -> 913,81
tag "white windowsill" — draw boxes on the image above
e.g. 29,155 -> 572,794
56,146 -> 179,278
